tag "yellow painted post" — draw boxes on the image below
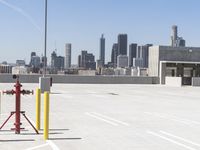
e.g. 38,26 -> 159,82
36,88 -> 41,130
44,92 -> 49,140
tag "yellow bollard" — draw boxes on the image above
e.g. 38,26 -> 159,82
44,91 -> 49,140
36,88 -> 41,130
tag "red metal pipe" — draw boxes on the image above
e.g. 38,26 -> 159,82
14,79 -> 22,134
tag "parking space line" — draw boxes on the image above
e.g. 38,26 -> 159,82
47,140 -> 60,150
147,130 -> 197,150
24,143 -> 49,150
91,112 -> 130,126
85,112 -> 118,126
160,130 -> 200,147
144,112 -> 193,126
26,116 -> 60,150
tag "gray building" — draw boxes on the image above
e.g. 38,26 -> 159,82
30,56 -> 40,68
111,43 -> 118,68
65,43 -> 71,69
118,34 -> 127,55
149,46 -> 200,85
99,34 -> 105,66
51,51 -> 64,71
117,55 -> 128,68
16,60 -> 26,66
133,58 -> 143,68
79,50 -> 96,70
137,44 -> 152,68
171,25 -> 186,47
129,43 -> 137,67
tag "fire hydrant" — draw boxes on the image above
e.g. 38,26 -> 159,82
0,75 -> 38,134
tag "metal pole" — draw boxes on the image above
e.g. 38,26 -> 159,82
44,0 -> 48,76
44,92 -> 49,140
36,88 -> 41,130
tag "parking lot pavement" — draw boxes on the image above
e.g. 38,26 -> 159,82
1,83 -> 200,150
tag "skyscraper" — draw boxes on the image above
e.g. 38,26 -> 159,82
51,51 -> 64,71
99,34 -> 105,66
137,44 -> 153,68
118,34 -> 128,55
111,43 -> 118,68
129,43 -> 137,67
78,50 -> 96,70
65,43 -> 71,69
171,25 -> 186,47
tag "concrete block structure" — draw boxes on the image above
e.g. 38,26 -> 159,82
149,45 -> 200,85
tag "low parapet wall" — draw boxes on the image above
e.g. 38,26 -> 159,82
0,74 -> 159,84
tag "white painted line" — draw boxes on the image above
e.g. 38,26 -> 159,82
47,140 -> 60,150
160,130 -> 200,147
147,131 -> 197,150
85,112 -> 118,126
91,112 -> 130,126
24,143 -> 49,150
144,112 -> 192,126
27,116 -> 60,150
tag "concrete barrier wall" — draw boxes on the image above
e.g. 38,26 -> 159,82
165,77 -> 182,86
192,77 -> 200,86
0,74 -> 159,84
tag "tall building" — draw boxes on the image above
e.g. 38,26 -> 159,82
78,50 -> 96,70
30,56 -> 40,68
65,43 -> 71,69
129,43 -> 137,67
51,51 -> 64,71
111,43 -> 118,68
117,55 -> 128,68
171,25 -> 186,47
118,34 -> 128,55
137,44 -> 153,68
99,34 -> 105,66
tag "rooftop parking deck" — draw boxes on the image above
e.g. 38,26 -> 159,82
0,83 -> 200,150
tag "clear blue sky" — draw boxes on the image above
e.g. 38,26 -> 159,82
0,0 -> 200,64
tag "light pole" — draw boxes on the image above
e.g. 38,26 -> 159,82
39,0 -> 51,93
44,0 -> 47,76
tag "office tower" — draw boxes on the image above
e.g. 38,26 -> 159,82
137,44 -> 152,68
117,55 -> 128,68
118,34 -> 128,55
133,58 -> 143,68
111,43 -> 118,68
16,60 -> 26,66
171,25 -> 186,47
65,43 -> 71,69
51,51 -> 64,71
30,56 -> 40,68
31,52 -> 36,57
79,50 -> 96,70
78,55 -> 81,68
99,34 -> 105,66
129,43 -> 137,67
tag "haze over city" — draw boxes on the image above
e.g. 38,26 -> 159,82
0,0 -> 200,64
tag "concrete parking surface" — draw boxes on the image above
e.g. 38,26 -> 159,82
0,83 -> 200,150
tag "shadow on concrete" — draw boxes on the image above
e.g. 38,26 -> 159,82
108,93 -> 119,95
20,133 -> 42,135
20,132 -> 64,135
0,139 -> 35,142
50,92 -> 63,95
49,137 -> 82,140
39,128 -> 69,131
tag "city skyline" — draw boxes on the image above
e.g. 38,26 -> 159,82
0,0 -> 200,64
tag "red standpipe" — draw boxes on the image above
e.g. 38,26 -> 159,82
0,77 -> 38,134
